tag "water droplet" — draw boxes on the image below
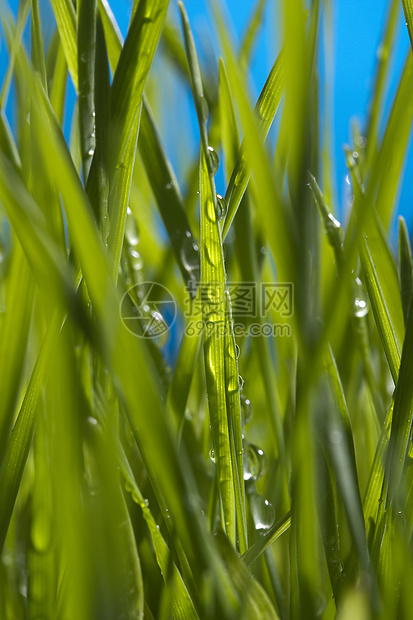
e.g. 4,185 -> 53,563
238,375 -> 245,391
235,344 -> 240,359
207,146 -> 219,175
144,310 -> 168,346
165,179 -> 175,190
129,249 -> 143,271
125,481 -> 133,493
125,208 -> 139,245
249,493 -> 275,532
353,277 -> 369,318
216,194 -> 227,221
180,235 -> 200,281
87,148 -> 94,157
329,430 -> 342,444
240,394 -> 253,425
206,244 -> 218,266
131,490 -> 140,504
209,448 -> 215,463
207,198 -> 217,222
243,441 -> 266,481
31,513 -> 51,553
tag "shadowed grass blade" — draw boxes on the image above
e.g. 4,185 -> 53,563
77,0 -> 97,180
0,313 -> 60,555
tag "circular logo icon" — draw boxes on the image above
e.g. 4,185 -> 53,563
120,281 -> 177,341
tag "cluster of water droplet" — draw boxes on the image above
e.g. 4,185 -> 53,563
123,207 -> 143,287
181,230 -> 200,288
205,147 -> 228,224
352,276 -> 369,318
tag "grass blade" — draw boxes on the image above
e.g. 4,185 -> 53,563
398,216 -> 413,326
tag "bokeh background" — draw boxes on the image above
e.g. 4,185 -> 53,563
1,0 -> 411,236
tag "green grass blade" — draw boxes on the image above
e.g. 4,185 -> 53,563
118,443 -> 199,619
242,511 -> 291,567
199,150 -> 236,545
360,240 -> 401,384
364,0 -> 399,174
99,0 -> 198,288
25,66 -> 239,618
0,314 -> 60,555
139,101 -> 200,289
402,0 -> 413,48
398,216 -> 413,326
385,297 -> 413,511
213,17 -> 294,290
222,50 -> 284,240
239,0 -> 267,68
110,0 -> 169,171
216,530 -> 279,619
370,51 -> 413,229
48,38 -> 68,127
0,0 -> 30,107
49,0 -> 78,89
178,2 -> 210,164
77,0 -> 97,180
31,0 -> 47,90
0,109 -> 22,172
0,244 -> 34,463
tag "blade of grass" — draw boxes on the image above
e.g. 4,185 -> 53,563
0,313 -> 60,555
77,0 -> 97,180
242,511 -> 291,567
31,0 -> 47,90
398,216 -> 413,326
222,49 -> 285,240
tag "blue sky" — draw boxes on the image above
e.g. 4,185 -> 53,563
1,0 -> 412,233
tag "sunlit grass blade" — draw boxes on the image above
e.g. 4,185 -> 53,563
179,0 -> 241,547
398,216 -> 413,326
117,442 -> 199,618
98,0 -> 199,289
24,63 -> 239,618
222,49 -> 285,240
139,101 -> 200,290
343,160 -> 402,383
49,0 -> 78,89
402,0 -> 413,48
166,299 -> 202,437
213,9 -> 294,291
224,294 -> 247,553
31,0 -> 47,89
242,511 -> 291,567
0,0 -> 30,106
364,0 -> 399,174
110,0 -> 169,171
369,51 -> 413,229
48,36 -> 68,126
360,240 -> 401,383
199,150 -> 236,545
239,0 -> 267,68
